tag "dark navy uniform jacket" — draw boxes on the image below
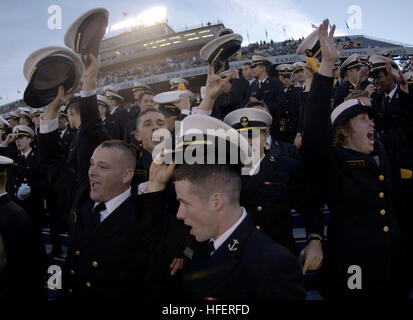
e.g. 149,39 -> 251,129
240,152 -> 323,255
279,85 -> 303,144
105,105 -> 129,140
303,73 -> 411,300
182,215 -> 306,301
247,78 -> 287,139
0,194 -> 45,301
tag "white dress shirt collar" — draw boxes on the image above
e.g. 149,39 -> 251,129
94,187 -> 131,222
211,207 -> 247,252
21,147 -> 32,159
385,84 -> 398,101
110,106 -> 119,115
266,135 -> 272,150
59,126 -> 68,138
259,77 -> 268,85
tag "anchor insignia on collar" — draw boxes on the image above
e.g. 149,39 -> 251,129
228,239 -> 239,251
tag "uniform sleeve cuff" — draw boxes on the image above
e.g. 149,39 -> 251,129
80,89 -> 97,97
190,107 -> 212,116
39,117 -> 58,134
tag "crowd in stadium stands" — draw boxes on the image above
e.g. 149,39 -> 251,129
97,38 -> 363,87
0,100 -> 26,114
1,37 -> 364,111
98,52 -> 206,86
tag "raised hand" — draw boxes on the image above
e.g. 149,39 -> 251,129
386,61 -> 408,94
318,19 -> 342,77
82,53 -> 99,91
198,64 -> 226,111
43,85 -> 74,120
148,154 -> 176,193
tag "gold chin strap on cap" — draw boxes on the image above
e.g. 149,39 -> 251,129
211,48 -> 224,66
75,32 -> 82,53
236,126 -> 267,132
175,140 -> 213,149
28,65 -> 38,82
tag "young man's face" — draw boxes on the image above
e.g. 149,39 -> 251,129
346,67 -> 360,84
373,71 -> 393,93
251,64 -> 265,78
279,75 -> 292,88
15,136 -> 31,152
247,128 -> 269,157
19,117 -> 30,126
98,105 -> 107,120
58,116 -> 68,130
8,118 -> 18,128
133,89 -> 144,100
88,146 -> 132,203
134,111 -> 166,153
332,67 -> 340,80
176,179 -> 219,242
138,94 -> 155,113
345,112 -> 375,154
295,69 -> 305,82
242,64 -> 253,80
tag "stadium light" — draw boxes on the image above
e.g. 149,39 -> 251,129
137,7 -> 167,26
108,6 -> 167,33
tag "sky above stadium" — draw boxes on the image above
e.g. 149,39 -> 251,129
0,0 -> 412,105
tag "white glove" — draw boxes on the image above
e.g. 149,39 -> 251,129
17,183 -> 31,201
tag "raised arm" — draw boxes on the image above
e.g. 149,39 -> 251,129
302,19 -> 339,185
77,54 -> 111,182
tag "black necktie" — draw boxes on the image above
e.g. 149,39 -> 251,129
382,96 -> 390,112
92,202 -> 106,227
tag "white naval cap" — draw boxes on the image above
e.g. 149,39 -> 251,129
97,94 -> 111,108
292,61 -> 306,73
175,114 -> 251,168
199,28 -> 243,73
8,110 -> 20,120
64,8 -> 109,58
154,90 -> 193,105
19,108 -> 32,119
340,54 -> 361,74
23,46 -> 83,109
0,156 -> 13,170
368,55 -> 398,75
250,55 -> 272,68
296,29 -> 319,58
224,107 -> 272,131
12,125 -> 34,138
132,82 -> 151,92
170,78 -> 189,89
276,64 -> 295,75
331,98 -> 375,128
104,86 -> 124,101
